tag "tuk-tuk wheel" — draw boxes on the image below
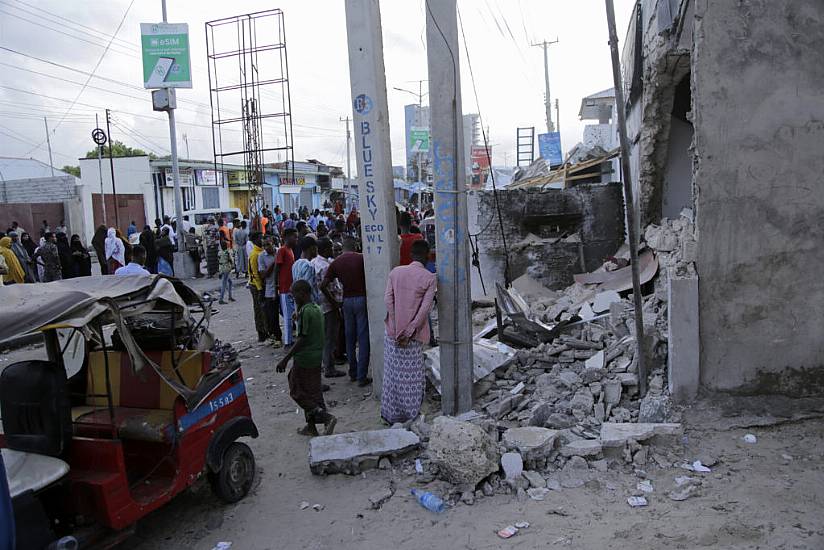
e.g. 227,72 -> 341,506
209,441 -> 255,503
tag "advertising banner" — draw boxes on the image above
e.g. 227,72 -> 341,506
141,22 -> 192,89
538,132 -> 563,166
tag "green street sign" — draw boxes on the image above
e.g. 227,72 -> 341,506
140,22 -> 192,89
409,126 -> 430,153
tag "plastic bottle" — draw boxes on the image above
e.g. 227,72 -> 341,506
410,488 -> 445,513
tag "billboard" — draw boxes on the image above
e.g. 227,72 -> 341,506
140,23 -> 192,89
409,126 -> 430,153
538,132 -> 563,166
470,145 -> 492,189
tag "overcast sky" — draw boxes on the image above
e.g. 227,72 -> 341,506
0,0 -> 636,174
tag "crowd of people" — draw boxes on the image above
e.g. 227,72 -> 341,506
1,203 -> 438,438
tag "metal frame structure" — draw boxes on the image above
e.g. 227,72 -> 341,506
205,9 -> 295,225
516,126 -> 535,166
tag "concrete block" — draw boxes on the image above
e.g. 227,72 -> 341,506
308,429 -> 420,475
502,426 -> 559,464
668,273 -> 699,402
600,423 -> 682,448
560,439 -> 603,457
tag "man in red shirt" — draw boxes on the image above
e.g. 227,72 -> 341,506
321,236 -> 371,386
276,228 -> 298,346
398,211 -> 423,266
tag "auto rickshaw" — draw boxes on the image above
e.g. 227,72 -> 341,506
0,275 -> 258,548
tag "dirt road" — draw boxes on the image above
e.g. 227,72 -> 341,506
3,278 -> 823,549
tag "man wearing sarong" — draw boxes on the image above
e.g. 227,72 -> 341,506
381,240 -> 436,424
276,279 -> 337,437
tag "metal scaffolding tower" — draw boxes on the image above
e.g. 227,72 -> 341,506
516,126 -> 535,166
206,9 -> 295,226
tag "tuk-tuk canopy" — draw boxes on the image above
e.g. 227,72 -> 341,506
0,276 -> 188,344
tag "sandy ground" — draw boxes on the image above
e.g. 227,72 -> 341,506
3,276 -> 824,550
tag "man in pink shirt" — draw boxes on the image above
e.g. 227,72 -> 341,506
381,239 -> 436,424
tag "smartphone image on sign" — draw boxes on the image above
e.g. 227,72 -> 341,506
147,56 -> 175,87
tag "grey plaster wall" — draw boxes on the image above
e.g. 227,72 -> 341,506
693,0 -> 824,393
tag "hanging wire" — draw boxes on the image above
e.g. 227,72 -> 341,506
458,6 -> 512,287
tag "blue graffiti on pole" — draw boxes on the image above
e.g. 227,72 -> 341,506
353,94 -> 373,115
431,142 -> 467,285
357,110 -> 383,255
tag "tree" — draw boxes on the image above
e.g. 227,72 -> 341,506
84,140 -> 156,160
61,165 -> 81,177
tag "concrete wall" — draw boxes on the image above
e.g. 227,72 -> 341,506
662,117 -> 694,218
693,0 -> 824,394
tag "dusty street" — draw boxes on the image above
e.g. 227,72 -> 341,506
4,277 -> 820,550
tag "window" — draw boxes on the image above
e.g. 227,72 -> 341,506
202,187 -> 220,209
182,187 -> 196,210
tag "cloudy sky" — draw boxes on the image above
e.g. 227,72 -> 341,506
0,0 -> 636,174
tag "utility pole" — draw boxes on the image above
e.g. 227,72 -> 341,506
340,115 -> 352,206
345,0 -> 400,396
105,108 -> 120,229
43,117 -> 55,176
426,0 -> 473,416
555,98 -> 561,134
532,38 -> 559,133
161,0 -> 185,258
605,0 -> 646,396
95,113 -> 107,225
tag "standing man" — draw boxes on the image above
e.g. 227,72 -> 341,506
276,228 -> 298,347
275,280 -> 337,437
258,236 -> 283,347
127,220 -> 138,238
321,237 -> 371,387
233,220 -> 249,278
218,218 -> 233,250
217,239 -> 235,304
247,232 -> 268,343
312,238 -> 346,378
398,211 -> 423,266
291,236 -> 319,300
204,217 -> 220,278
381,240 -> 437,424
114,244 -> 151,276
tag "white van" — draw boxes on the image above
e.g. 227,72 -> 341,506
173,208 -> 244,236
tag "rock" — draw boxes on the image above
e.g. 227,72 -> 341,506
669,484 -> 699,501
501,452 -> 524,481
580,368 -> 605,384
602,380 -> 622,406
409,416 -> 432,440
638,395 -> 673,423
558,370 -> 581,388
633,447 -> 648,466
610,407 -> 632,423
528,402 -> 553,427
522,470 -> 545,489
502,427 -> 559,463
368,487 -> 395,509
590,459 -> 608,472
428,417 -> 500,487
600,423 -> 682,448
527,487 -> 550,501
593,402 -> 605,423
309,429 -> 420,475
378,457 -> 391,470
617,372 -> 638,386
546,478 -> 562,491
546,413 -> 577,429
481,481 -> 494,497
570,390 -> 595,412
560,439 -> 603,458
585,350 -> 605,370
461,491 -> 475,505
564,455 -> 589,471
486,395 -> 523,419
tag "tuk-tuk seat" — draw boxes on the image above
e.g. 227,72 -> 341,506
72,351 -> 212,443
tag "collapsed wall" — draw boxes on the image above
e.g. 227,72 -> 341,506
475,184 -> 625,290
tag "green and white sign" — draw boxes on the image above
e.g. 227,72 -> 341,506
140,22 -> 192,89
409,126 -> 430,153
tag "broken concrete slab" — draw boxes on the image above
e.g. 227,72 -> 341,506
585,350 -> 605,370
560,439 -> 603,457
501,452 -> 524,481
639,394 -> 673,423
502,427 -> 559,464
425,338 -> 517,394
428,416 -> 500,488
309,429 -> 420,475
592,290 -> 622,313
603,380 -> 622,406
600,423 -> 683,448
522,470 -> 545,489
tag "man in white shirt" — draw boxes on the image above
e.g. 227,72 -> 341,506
115,245 -> 151,276
161,216 -> 176,247
312,237 -> 345,378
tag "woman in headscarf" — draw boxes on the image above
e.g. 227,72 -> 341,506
55,233 -> 74,279
70,235 -> 92,277
9,232 -> 35,283
0,237 -> 25,285
20,232 -> 36,259
155,227 -> 175,276
104,228 -> 125,273
139,225 -> 158,274
91,225 -> 108,275
116,228 -> 132,265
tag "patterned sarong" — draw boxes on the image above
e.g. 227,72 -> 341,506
381,333 -> 424,424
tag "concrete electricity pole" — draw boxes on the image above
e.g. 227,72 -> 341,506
43,117 -> 55,176
340,115 -> 352,205
555,98 -> 561,134
105,108 -> 120,229
532,38 -> 559,133
344,0 -> 400,396
161,0 -> 185,261
425,0 -> 473,416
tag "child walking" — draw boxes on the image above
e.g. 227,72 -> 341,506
218,239 -> 236,304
